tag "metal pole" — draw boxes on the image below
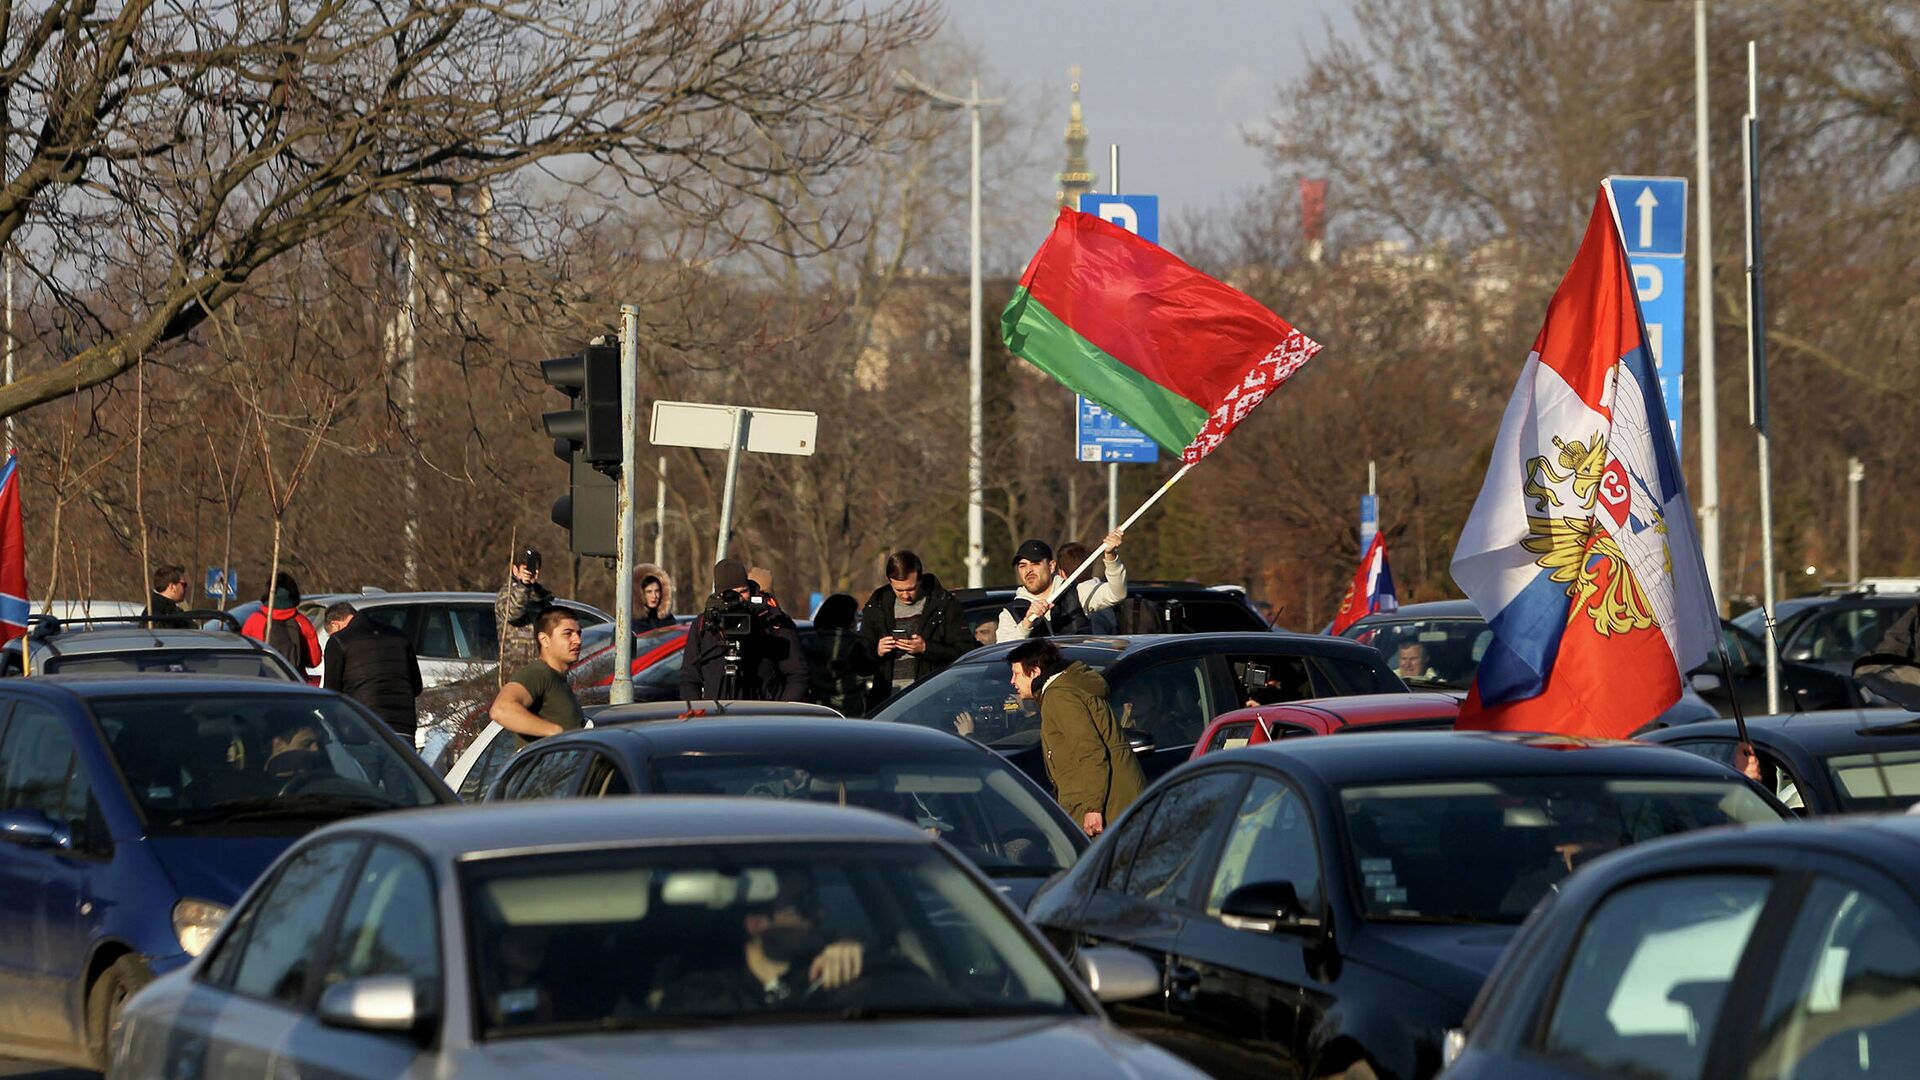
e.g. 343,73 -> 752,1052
1848,457 -> 1863,585
654,454 -> 667,569
1743,41 -> 1779,714
400,203 -> 420,589
1107,143 -> 1121,535
967,80 -> 986,587
715,408 -> 746,563
1694,0 -> 1721,613
611,304 -> 640,705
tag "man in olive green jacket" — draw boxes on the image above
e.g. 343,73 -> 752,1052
1008,638 -> 1146,837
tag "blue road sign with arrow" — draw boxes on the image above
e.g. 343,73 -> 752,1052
1609,175 -> 1688,454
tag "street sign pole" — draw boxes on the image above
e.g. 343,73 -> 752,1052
1107,144 -> 1122,534
653,455 -> 667,568
1694,0 -> 1722,613
715,408 -> 746,564
1077,157 -> 1162,532
1743,41 -> 1779,715
612,305 -> 639,705
650,400 -> 818,568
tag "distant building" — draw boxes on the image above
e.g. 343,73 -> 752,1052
1056,66 -> 1096,208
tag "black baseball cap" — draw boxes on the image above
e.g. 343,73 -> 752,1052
1011,540 -> 1053,566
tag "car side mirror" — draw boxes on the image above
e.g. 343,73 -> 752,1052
318,976 -> 430,1039
1220,880 -> 1320,934
1689,672 -> 1722,694
1074,947 -> 1162,1004
1124,729 -> 1156,754
0,808 -> 72,851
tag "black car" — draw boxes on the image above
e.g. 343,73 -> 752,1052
1641,709 -> 1920,815
1448,816 -> 1920,1080
481,714 -> 1088,907
1024,732 -> 1788,1080
953,582 -> 1270,643
1688,620 -> 1859,716
870,632 -> 1406,787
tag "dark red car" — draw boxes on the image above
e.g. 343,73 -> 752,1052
1189,691 -> 1459,759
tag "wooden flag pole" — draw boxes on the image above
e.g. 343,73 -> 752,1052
1046,462 -> 1195,603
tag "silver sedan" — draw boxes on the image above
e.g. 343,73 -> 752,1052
109,799 -> 1201,1079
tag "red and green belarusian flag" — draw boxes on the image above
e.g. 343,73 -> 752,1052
1000,209 -> 1322,462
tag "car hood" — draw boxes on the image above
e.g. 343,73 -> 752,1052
147,835 -> 295,907
460,1017 -> 1199,1079
1349,922 -> 1515,1007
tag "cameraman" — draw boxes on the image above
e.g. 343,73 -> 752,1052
495,547 -> 554,684
680,558 -> 808,702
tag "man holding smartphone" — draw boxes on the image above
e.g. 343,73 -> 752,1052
860,550 -> 973,712
495,546 -> 554,684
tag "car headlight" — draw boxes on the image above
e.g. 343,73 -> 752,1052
172,898 -> 230,957
1442,1027 -> 1468,1068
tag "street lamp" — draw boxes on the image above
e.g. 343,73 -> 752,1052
896,69 -> 1002,589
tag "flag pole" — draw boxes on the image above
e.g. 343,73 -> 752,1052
1047,462 -> 1194,602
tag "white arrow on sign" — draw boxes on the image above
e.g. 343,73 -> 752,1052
1635,186 -> 1658,249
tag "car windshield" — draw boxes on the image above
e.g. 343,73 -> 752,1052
648,751 -> 1079,875
46,650 -> 292,679
462,842 -> 1077,1038
873,660 -> 1085,747
1340,775 -> 1783,925
1344,618 -> 1489,691
1823,748 -> 1920,812
88,694 -> 441,831
1730,598 -> 1817,637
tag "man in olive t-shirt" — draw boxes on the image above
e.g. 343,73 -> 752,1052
488,609 -> 585,747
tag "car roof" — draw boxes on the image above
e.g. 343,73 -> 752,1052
587,700 -> 840,724
949,631 -> 1372,666
575,716 -> 990,757
1346,599 -> 1482,624
15,673 -> 335,699
315,797 -> 932,858
1213,692 -> 1461,728
1645,709 -> 1920,754
1575,814 -> 1920,882
1213,730 -> 1748,785
22,627 -> 269,656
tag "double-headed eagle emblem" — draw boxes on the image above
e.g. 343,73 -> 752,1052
1520,433 -> 1666,637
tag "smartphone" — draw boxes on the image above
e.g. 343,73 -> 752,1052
895,628 -> 912,636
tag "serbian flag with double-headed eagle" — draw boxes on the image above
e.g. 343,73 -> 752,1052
1330,533 -> 1398,636
1451,184 -> 1718,738
1000,209 -> 1322,462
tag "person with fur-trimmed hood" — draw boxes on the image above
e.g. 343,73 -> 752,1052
634,563 -> 677,632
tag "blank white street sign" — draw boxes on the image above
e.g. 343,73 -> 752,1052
650,400 -> 818,457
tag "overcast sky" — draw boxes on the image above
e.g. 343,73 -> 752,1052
941,0 -> 1355,223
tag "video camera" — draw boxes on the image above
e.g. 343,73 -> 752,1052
704,590 -> 765,641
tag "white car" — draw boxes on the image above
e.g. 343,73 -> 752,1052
111,800 -> 1203,1080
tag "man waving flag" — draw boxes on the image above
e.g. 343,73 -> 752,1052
1451,184 -> 1718,738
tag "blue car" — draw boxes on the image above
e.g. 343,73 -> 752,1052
0,675 -> 455,1069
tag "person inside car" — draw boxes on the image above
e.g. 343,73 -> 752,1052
1498,805 -> 1623,917
666,873 -> 865,1013
262,716 -> 327,779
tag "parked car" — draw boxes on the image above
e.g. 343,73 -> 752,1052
870,632 -> 1407,789
1642,708 -> 1920,814
1189,692 -> 1459,758
1446,815 -> 1920,1079
110,799 -> 1208,1080
225,590 -> 614,687
482,715 -> 1088,906
1023,732 -> 1787,1080
1688,619 -> 1859,716
1338,599 -> 1722,724
443,700 -> 846,799
0,676 -> 454,1069
953,582 -> 1270,642
1,612 -> 302,680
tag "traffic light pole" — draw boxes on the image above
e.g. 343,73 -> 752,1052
611,305 -> 640,705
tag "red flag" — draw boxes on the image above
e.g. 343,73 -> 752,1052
0,454 -> 26,648
1330,533 -> 1398,636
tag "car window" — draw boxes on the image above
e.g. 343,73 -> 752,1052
1747,879 -> 1920,1078
227,839 -> 365,1007
1111,659 -> 1214,747
1347,617 -> 1489,691
363,606 -> 411,634
417,606 -> 459,660
1312,655 -> 1401,695
322,842 -> 440,997
1118,771 -> 1246,908
0,703 -> 79,823
1785,606 -> 1900,664
1204,720 -> 1258,754
501,749 -> 586,800
1175,599 -> 1267,633
1227,655 -> 1315,707
1206,775 -> 1322,917
1541,874 -> 1772,1080
460,605 -> 499,660
1668,739 -> 1807,812
46,650 -> 295,679
1723,624 -> 1765,671
1822,749 -> 1920,813
583,754 -> 631,797
463,726 -> 519,801
1101,794 -> 1159,891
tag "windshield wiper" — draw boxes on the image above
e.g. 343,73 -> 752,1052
165,793 -> 402,824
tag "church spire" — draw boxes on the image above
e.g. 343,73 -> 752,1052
1056,66 -> 1095,207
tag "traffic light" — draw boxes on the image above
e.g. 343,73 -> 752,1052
541,344 -> 621,467
542,344 -> 621,557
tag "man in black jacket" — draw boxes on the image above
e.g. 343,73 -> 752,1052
680,559 -> 808,702
859,550 -> 974,711
321,602 -> 425,745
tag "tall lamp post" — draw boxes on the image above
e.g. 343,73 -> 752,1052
896,70 -> 1002,588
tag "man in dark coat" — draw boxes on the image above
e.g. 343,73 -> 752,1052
146,563 -> 191,627
322,602 -> 425,744
680,559 -> 808,702
859,550 -> 974,711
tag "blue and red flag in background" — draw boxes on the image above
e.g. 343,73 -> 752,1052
1330,533 -> 1398,636
1450,185 -> 1718,738
0,454 -> 26,648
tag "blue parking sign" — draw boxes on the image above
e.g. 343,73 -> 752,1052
1074,193 -> 1161,462
1608,176 -> 1687,452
